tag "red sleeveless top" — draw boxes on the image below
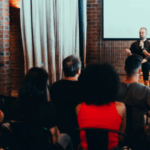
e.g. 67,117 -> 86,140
77,102 -> 122,150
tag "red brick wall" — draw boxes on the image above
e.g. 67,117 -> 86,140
0,0 -> 11,96
0,0 -> 23,96
86,0 -> 134,74
9,6 -> 24,96
86,0 -> 100,64
6,0 -> 137,96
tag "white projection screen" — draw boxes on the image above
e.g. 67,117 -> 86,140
103,0 -> 150,39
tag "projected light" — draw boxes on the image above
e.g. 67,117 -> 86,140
9,0 -> 20,8
103,0 -> 150,39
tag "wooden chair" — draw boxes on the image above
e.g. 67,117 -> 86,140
76,128 -> 127,150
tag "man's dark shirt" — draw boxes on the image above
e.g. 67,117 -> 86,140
116,82 -> 150,139
130,39 -> 150,59
50,80 -> 80,134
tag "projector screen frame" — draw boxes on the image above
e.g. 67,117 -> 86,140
102,0 -> 150,41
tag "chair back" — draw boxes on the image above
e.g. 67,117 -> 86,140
125,105 -> 133,138
77,128 -> 127,150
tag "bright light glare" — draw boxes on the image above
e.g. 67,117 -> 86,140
10,0 -> 20,8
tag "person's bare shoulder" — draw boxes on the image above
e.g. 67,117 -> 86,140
115,101 -> 126,117
75,103 -> 81,115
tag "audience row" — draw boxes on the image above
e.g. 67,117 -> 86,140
0,54 -> 150,150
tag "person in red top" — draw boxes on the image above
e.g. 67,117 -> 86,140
76,63 -> 126,150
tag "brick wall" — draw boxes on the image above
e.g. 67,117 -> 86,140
86,0 -> 100,64
0,0 -> 23,96
86,0 -> 134,74
5,0 -> 137,96
0,0 -> 11,96
9,6 -> 24,96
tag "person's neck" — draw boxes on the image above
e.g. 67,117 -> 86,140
124,75 -> 138,84
64,76 -> 78,81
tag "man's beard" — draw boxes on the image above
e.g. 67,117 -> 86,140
140,36 -> 146,40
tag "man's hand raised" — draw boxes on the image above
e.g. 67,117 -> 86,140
139,40 -> 144,49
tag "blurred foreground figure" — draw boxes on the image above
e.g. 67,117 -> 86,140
0,67 -> 73,150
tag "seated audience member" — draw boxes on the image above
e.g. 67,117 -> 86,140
0,67 -> 73,150
117,54 -> 150,150
50,55 -> 81,149
76,63 -> 126,150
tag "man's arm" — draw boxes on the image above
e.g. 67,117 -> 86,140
143,50 -> 150,57
125,42 -> 135,56
125,42 -> 147,63
140,40 -> 150,57
125,49 -> 132,56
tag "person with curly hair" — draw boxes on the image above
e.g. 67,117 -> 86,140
76,63 -> 126,150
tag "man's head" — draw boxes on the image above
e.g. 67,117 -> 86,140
63,55 -> 81,77
139,27 -> 148,40
125,55 -> 142,77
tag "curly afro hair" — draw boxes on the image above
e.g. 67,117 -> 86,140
78,63 -> 119,105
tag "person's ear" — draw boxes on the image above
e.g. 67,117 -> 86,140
124,66 -> 126,71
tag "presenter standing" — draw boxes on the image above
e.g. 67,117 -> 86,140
125,27 -> 150,86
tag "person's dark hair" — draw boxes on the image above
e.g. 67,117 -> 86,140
78,63 -> 119,105
125,55 -> 142,77
63,55 -> 81,77
19,67 -> 48,103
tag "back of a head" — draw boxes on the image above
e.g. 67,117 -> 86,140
78,63 -> 119,105
19,67 -> 48,103
63,55 -> 81,77
125,55 -> 142,77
